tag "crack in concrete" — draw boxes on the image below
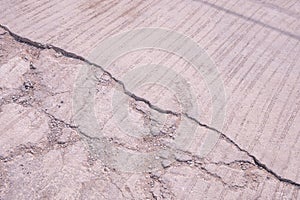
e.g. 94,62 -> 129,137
1,24 -> 299,188
42,109 -> 77,129
199,166 -> 246,189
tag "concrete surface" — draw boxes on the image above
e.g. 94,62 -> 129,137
0,0 -> 300,199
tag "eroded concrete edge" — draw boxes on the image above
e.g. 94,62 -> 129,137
1,24 -> 299,187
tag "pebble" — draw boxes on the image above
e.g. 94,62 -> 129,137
175,153 -> 192,162
161,160 -> 172,168
30,61 -> 36,69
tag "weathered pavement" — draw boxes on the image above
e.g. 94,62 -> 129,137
0,0 -> 300,199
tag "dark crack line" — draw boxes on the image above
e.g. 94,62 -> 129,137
1,24 -> 299,188
187,115 -> 300,187
42,109 -> 77,129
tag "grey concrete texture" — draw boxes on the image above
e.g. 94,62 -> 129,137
0,0 -> 300,199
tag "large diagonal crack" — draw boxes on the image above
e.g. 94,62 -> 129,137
1,24 -> 299,187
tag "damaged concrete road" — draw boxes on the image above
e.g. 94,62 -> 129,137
1,0 -> 300,199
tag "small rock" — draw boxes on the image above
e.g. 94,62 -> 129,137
175,153 -> 192,162
23,56 -> 29,61
29,61 -> 36,69
55,52 -> 63,58
150,170 -> 162,179
161,160 -> 172,168
57,128 -> 72,144
12,95 -> 19,101
23,81 -> 34,90
99,73 -> 111,83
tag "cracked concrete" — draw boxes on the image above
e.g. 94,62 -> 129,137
1,24 -> 299,187
1,0 -> 300,199
0,24 -> 299,199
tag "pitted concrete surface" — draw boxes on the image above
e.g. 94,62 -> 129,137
0,0 -> 300,199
